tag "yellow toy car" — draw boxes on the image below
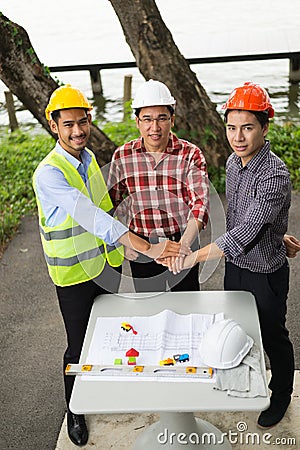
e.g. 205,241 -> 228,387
159,358 -> 175,366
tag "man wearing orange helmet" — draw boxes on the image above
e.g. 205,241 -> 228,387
165,82 -> 300,428
33,84 -> 187,446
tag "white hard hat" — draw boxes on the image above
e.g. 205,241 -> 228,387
199,319 -> 254,369
132,79 -> 176,109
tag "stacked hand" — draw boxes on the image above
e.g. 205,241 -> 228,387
156,239 -> 197,274
157,252 -> 198,274
157,242 -> 224,274
146,240 -> 192,261
126,234 -> 300,272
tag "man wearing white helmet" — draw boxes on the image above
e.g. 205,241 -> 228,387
167,82 -> 300,429
108,79 -> 209,292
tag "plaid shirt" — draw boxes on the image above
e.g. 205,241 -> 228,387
215,141 -> 291,273
108,133 -> 209,238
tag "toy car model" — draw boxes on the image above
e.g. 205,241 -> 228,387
121,322 -> 132,332
173,353 -> 190,363
159,358 -> 175,366
121,322 -> 138,334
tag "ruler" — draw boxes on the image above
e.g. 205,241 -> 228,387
65,364 -> 213,379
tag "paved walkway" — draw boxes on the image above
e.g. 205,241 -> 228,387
0,192 -> 299,450
56,373 -> 300,449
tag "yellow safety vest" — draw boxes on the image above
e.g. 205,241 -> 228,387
32,148 -> 124,287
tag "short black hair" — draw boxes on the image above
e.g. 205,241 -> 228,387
224,109 -> 269,128
134,105 -> 175,118
50,108 -> 89,124
50,110 -> 61,124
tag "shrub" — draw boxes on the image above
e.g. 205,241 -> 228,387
0,130 -> 54,247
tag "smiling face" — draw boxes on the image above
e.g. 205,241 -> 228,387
226,110 -> 269,166
49,108 -> 91,159
135,105 -> 175,153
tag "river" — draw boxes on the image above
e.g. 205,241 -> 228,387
0,0 -> 299,126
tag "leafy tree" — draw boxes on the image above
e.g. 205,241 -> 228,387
0,12 -> 116,166
0,3 -> 231,167
109,0 -> 231,167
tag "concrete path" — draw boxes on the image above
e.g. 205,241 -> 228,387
56,373 -> 300,449
1,192 -> 299,450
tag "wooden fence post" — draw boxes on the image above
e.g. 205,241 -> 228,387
4,91 -> 19,132
89,69 -> 103,96
289,57 -> 300,83
123,74 -> 132,121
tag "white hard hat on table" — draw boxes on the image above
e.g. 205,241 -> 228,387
199,319 -> 254,369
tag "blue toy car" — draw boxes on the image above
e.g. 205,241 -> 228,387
173,353 -> 190,363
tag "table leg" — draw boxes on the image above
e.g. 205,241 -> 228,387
132,412 -> 232,449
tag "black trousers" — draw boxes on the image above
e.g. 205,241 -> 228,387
224,260 -> 294,399
130,259 -> 200,292
56,264 -> 122,408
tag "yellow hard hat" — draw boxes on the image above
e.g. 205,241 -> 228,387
45,84 -> 93,120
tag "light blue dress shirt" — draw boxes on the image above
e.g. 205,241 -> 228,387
34,142 -> 128,246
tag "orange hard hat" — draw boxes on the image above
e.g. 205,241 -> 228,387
222,82 -> 274,118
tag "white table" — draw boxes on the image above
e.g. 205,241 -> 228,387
70,291 -> 269,449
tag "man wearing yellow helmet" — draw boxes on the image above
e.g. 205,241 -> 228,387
33,84 -> 188,446
164,82 -> 300,430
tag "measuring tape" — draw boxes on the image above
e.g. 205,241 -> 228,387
65,364 -> 213,379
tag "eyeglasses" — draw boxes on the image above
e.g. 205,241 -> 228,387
138,116 -> 171,125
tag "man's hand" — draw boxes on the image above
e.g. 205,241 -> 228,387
157,252 -> 198,273
118,232 -> 191,260
158,243 -> 224,274
157,255 -> 186,273
283,234 -> 300,258
124,246 -> 139,261
145,240 -> 191,260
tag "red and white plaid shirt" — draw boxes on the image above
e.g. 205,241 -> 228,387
108,133 -> 209,238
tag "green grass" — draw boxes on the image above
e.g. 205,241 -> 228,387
101,118 -> 139,146
268,122 -> 300,190
0,130 -> 54,248
0,120 -> 299,252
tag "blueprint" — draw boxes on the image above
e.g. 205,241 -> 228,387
84,309 -> 223,382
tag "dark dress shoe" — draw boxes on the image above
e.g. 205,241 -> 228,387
67,411 -> 88,446
257,395 -> 291,429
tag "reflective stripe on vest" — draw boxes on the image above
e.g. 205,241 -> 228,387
44,244 -> 105,266
32,148 -> 123,287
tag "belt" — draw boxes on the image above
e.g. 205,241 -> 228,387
133,231 -> 182,244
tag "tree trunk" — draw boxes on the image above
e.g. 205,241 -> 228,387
109,0 -> 230,167
0,14 -> 116,166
